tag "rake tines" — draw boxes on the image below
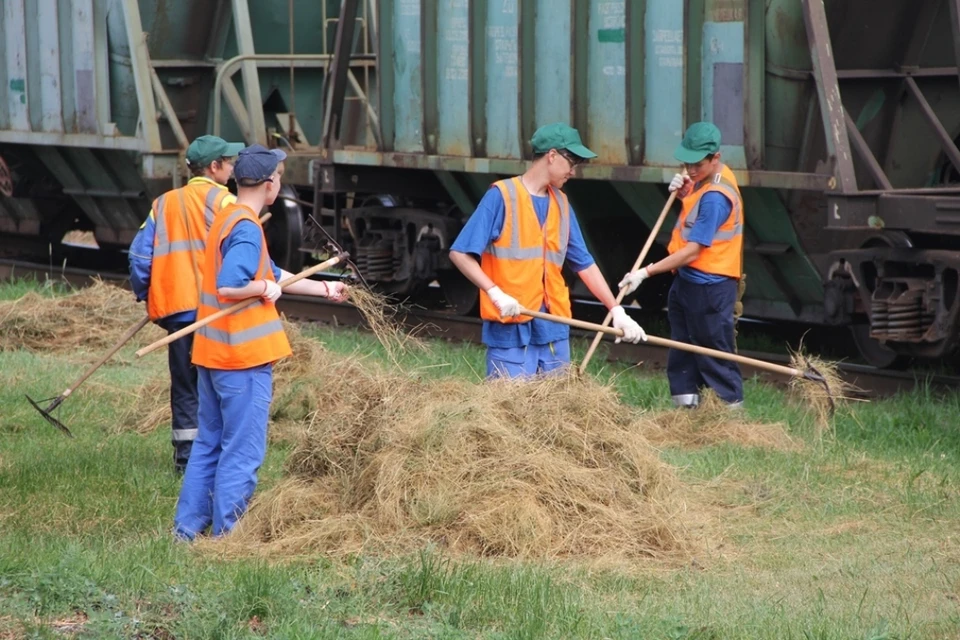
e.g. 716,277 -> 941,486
26,394 -> 73,437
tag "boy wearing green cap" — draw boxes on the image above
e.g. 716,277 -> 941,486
129,135 -> 245,472
449,122 -> 647,379
619,122 -> 745,407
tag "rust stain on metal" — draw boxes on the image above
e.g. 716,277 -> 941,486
0,155 -> 13,197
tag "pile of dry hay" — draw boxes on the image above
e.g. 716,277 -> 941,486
0,279 -> 162,353
6,281 -> 809,563
644,390 -> 799,452
225,328 -> 702,562
221,314 -> 821,562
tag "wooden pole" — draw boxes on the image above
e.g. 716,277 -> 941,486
521,307 -> 802,378
135,253 -> 348,358
578,171 -> 686,374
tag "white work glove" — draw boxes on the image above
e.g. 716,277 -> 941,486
668,173 -> 693,196
618,267 -> 650,295
486,285 -> 520,318
610,306 -> 646,344
323,281 -> 348,303
260,279 -> 282,303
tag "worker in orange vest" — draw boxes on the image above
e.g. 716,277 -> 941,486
173,144 -> 347,541
449,123 -> 646,378
619,122 -> 744,407
129,135 -> 244,473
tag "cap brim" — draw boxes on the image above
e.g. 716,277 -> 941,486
566,143 -> 597,159
222,142 -> 246,157
269,148 -> 287,162
674,145 -> 710,164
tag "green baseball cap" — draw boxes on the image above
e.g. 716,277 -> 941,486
530,123 -> 597,159
674,122 -> 721,164
186,135 -> 245,167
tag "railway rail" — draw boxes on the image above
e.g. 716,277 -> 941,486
1,258 -> 957,400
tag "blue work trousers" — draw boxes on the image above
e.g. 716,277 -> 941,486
173,364 -> 273,540
485,340 -> 571,379
159,319 -> 199,466
666,277 -> 743,406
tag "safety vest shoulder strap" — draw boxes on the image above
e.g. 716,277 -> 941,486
151,189 -> 206,258
488,178 -> 541,260
680,167 -> 743,242
545,186 -> 570,267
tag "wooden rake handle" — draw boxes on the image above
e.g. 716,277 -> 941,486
520,308 -> 802,379
579,171 -> 687,374
135,252 -> 349,358
60,316 -> 151,399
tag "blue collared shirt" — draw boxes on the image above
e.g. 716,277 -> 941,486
450,186 -> 595,348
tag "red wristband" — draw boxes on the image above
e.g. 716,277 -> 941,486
261,280 -> 268,296
322,281 -> 330,297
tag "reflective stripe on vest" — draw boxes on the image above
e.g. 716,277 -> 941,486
191,204 -> 292,369
667,164 -> 744,280
203,186 -> 221,228
486,180 -> 570,266
197,318 -> 286,346
678,177 -> 743,243
153,184 -> 227,258
478,177 -> 573,322
196,290 -> 286,346
148,180 -> 233,321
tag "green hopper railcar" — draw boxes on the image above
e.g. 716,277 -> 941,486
1,0 -> 959,366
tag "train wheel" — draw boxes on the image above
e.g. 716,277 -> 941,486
265,186 -> 304,273
850,232 -> 913,369
437,269 -> 478,316
850,323 -> 912,369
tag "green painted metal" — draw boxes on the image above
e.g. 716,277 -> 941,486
421,0 -> 439,156
571,1 -> 590,141
746,0 -> 765,168
685,0 -> 705,130
433,170 -> 475,218
625,0 -> 646,166
468,0 -> 488,157
518,0 -> 537,159
378,0 -> 396,152
5,0 -> 960,333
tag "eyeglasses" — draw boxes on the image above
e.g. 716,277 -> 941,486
556,149 -> 584,168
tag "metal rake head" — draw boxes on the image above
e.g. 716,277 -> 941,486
26,394 -> 73,437
800,360 -> 836,417
307,214 -> 370,289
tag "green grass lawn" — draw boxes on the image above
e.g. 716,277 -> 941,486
2,281 -> 959,638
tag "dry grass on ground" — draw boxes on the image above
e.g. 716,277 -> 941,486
0,280 -> 162,354
10,282 -> 808,563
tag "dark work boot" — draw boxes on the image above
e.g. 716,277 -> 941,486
174,442 -> 192,475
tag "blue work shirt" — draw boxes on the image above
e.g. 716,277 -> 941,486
450,186 -> 595,348
678,191 -> 736,285
216,219 -> 282,289
127,177 -> 236,325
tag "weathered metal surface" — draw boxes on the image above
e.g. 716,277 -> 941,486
843,111 -> 893,191
903,76 -> 960,176
0,0 -> 958,364
644,0 -> 684,165
801,0 -> 856,193
322,0 -> 362,148
826,193 -> 960,235
329,149 -> 833,190
826,246 -> 960,359
948,0 -> 960,86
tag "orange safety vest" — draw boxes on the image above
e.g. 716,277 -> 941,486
479,177 -> 572,323
667,163 -> 744,279
191,204 -> 292,370
147,178 -> 234,320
